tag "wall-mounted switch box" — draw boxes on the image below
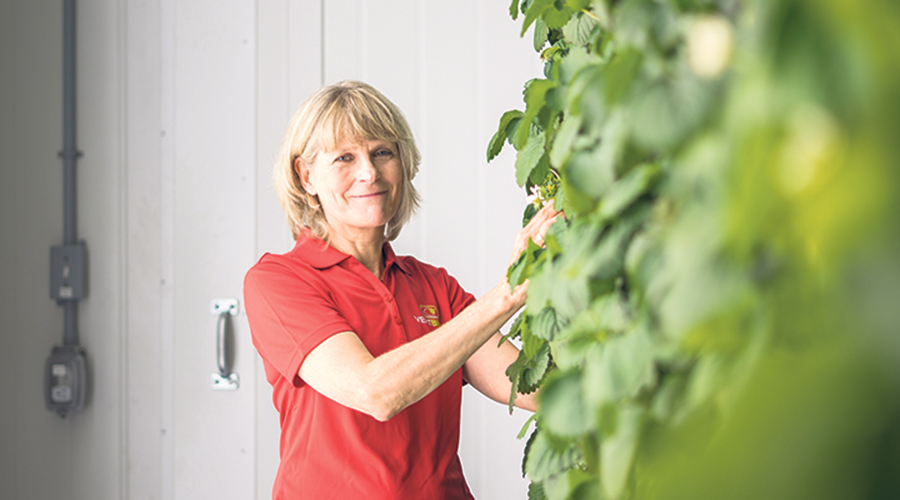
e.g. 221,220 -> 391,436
44,345 -> 87,418
50,242 -> 87,301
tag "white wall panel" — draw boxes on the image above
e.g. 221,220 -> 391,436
125,0 -> 166,497
172,1 -> 258,499
417,0 -> 480,280
322,0 -> 362,83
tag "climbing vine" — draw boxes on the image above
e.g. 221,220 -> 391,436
490,0 -> 900,499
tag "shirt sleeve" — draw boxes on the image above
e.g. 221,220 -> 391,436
243,257 -> 353,387
448,276 -> 477,318
429,265 -> 477,320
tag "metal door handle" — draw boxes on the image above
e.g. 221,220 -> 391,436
210,299 -> 240,390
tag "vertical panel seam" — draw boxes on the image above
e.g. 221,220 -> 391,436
159,0 -> 177,498
253,1 -> 260,499
118,1 -> 131,498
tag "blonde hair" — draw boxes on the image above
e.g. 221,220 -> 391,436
273,81 -> 422,241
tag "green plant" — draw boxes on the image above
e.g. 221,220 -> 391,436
490,0 -> 900,498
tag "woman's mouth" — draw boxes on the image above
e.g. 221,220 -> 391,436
353,191 -> 387,199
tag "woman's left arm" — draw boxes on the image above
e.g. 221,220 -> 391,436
462,333 -> 538,412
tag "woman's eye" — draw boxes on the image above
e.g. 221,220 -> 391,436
335,154 -> 352,163
374,149 -> 394,157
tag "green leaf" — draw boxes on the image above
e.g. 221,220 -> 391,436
570,475 -> 603,500
600,405 -> 644,499
562,12 -> 599,46
602,48 -> 643,106
487,110 -> 525,162
522,315 -> 545,358
564,145 -> 616,199
522,202 -> 539,226
551,292 -> 632,369
541,5 -> 575,30
528,481 -> 548,500
529,151 -> 552,186
549,114 -> 582,168
631,73 -> 710,151
544,218 -> 566,257
517,79 -> 557,148
521,344 -> 551,393
559,46 -> 596,85
589,203 -> 650,282
507,343 -> 551,411
532,306 -> 563,341
611,0 -> 653,50
583,328 -> 655,409
556,174 -> 597,215
566,65 -> 607,136
592,110 -> 629,181
516,132 -> 547,187
597,163 -> 662,222
521,0 -> 554,37
519,413 -> 539,439
522,425 -> 539,476
543,468 -> 595,500
500,312 -> 526,346
510,0 -> 521,20
565,0 -> 591,10
508,237 -> 544,291
534,17 -> 549,52
524,428 -> 583,482
526,219 -> 604,319
541,369 -> 596,437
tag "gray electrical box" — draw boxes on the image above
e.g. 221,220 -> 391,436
44,345 -> 87,418
50,242 -> 87,301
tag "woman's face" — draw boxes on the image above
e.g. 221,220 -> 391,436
300,138 -> 403,238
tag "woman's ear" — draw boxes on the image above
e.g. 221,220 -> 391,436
294,157 -> 317,195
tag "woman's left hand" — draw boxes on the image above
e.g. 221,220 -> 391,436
508,202 -> 561,267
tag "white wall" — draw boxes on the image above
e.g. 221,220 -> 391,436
1,1 -> 126,500
0,1 -> 541,499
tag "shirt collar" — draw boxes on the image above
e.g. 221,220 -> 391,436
382,240 -> 412,276
293,229 -> 412,276
292,231 -> 350,269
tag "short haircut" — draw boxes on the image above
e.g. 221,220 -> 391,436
273,81 -> 422,242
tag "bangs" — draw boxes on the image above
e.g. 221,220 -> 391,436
303,88 -> 405,158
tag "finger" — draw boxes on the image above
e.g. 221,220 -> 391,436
538,214 -> 559,236
531,216 -> 559,248
523,204 -> 557,235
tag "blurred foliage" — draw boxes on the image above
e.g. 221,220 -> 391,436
489,0 -> 900,498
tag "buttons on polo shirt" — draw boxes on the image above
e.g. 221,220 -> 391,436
385,295 -> 393,302
394,315 -> 402,324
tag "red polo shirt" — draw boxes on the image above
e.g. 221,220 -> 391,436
243,232 -> 477,500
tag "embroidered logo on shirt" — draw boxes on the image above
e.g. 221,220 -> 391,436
415,304 -> 441,327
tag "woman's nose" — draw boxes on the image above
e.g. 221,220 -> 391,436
355,155 -> 379,182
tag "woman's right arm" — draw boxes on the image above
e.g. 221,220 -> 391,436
297,203 -> 559,421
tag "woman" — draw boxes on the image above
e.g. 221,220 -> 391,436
244,81 -> 558,499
